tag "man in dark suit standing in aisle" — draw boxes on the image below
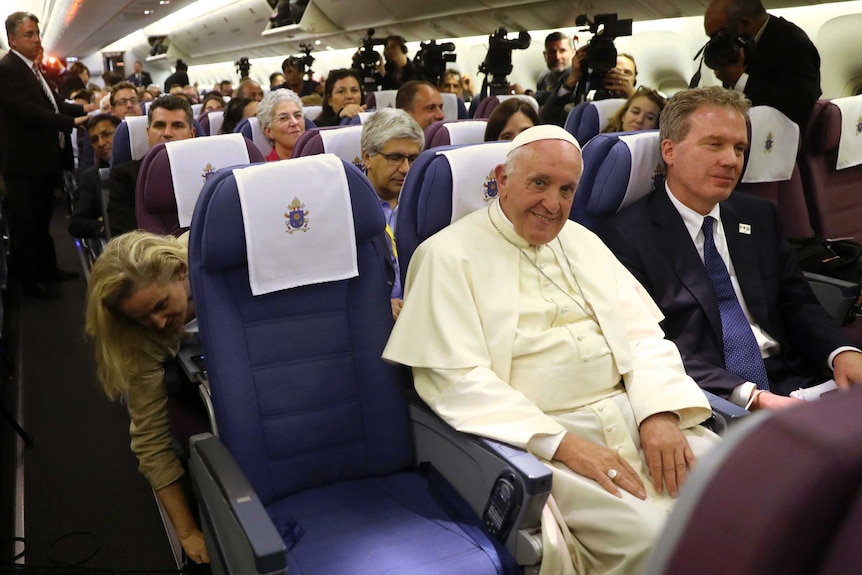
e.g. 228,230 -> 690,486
596,87 -> 862,412
127,60 -> 152,88
703,0 -> 820,128
0,12 -> 95,298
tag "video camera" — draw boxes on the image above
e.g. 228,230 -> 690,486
414,40 -> 457,86
353,28 -> 387,93
478,28 -> 531,97
575,13 -> 632,100
703,27 -> 754,70
235,57 -> 252,79
688,26 -> 755,88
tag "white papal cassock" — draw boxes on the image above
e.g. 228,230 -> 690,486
383,201 -> 719,575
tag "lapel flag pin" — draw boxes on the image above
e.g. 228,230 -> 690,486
739,223 -> 751,235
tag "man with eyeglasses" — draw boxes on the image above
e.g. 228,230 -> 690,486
0,11 -> 96,298
360,108 -> 424,320
68,114 -> 120,239
110,81 -> 143,120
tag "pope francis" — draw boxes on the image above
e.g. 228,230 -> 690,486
383,125 -> 720,574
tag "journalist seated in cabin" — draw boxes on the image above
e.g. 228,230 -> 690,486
595,86 -> 862,412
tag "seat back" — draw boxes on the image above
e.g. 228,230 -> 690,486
304,105 -> 322,123
737,105 -> 813,238
188,155 -> 408,504
440,92 -> 468,120
198,110 -> 225,136
367,90 -> 398,111
424,119 -> 488,150
290,125 -> 364,166
111,115 -> 151,165
644,388 -> 862,575
135,134 -> 264,236
799,96 -> 862,241
473,95 -> 539,120
396,141 -> 510,284
563,98 -> 627,146
570,130 -> 664,230
234,117 -> 273,158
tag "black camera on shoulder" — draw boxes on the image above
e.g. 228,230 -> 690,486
478,28 -> 531,97
235,57 -> 251,79
703,27 -> 754,69
352,28 -> 387,93
414,40 -> 457,86
575,13 -> 632,101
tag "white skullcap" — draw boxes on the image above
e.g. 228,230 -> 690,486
507,124 -> 582,157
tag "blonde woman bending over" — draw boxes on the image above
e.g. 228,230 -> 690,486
86,231 -> 208,565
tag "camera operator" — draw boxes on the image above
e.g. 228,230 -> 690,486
379,35 -> 422,89
702,0 -> 820,128
540,50 -> 639,127
277,56 -> 321,97
535,32 -> 574,104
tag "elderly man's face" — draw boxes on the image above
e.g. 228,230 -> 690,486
496,139 -> 582,245
362,137 -> 422,205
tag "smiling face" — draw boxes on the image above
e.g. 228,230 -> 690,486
328,76 -> 361,113
663,104 -> 748,215
406,85 -> 444,130
117,277 -> 190,333
264,100 -> 305,156
621,95 -> 661,132
496,139 -> 583,245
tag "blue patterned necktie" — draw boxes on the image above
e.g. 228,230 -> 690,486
701,216 -> 770,390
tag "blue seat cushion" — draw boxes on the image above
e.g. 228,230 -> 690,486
271,471 -> 502,575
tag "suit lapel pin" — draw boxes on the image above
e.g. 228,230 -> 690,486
739,223 -> 751,235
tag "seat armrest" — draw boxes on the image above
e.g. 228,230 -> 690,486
703,390 -> 750,426
189,433 -> 286,575
804,271 -> 859,324
408,402 -> 551,566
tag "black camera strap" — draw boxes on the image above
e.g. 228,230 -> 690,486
689,43 -> 707,88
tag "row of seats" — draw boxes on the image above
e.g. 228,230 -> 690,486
178,138 -> 862,574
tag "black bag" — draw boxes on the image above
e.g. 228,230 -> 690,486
789,237 -> 862,323
789,237 -> 862,284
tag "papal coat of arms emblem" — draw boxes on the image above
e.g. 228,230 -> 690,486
764,131 -> 774,152
857,116 -> 862,135
483,170 -> 498,202
284,197 -> 310,233
201,162 -> 216,181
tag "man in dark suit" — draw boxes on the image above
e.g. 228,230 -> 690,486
0,12 -> 94,298
108,95 -> 195,236
703,0 -> 820,129
127,60 -> 152,88
596,86 -> 862,412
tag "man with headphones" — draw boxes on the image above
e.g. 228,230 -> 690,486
378,35 -> 422,89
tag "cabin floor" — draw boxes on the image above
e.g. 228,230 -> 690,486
0,197 -> 179,573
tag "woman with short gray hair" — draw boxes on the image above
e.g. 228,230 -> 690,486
257,88 -> 305,161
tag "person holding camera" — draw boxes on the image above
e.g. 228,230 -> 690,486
703,0 -> 820,128
539,48 -> 639,128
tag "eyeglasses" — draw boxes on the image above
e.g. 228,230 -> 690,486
114,97 -> 139,107
275,112 -> 304,124
377,152 -> 420,166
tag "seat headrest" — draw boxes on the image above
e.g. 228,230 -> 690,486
829,96 -> 862,170
236,116 -> 273,157
742,106 -> 799,183
195,156 -> 383,278
112,115 -> 151,165
164,133 -> 255,227
573,131 -> 663,228
318,125 -> 364,166
426,119 -> 488,149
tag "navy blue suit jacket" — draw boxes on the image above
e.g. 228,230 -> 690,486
596,190 -> 849,398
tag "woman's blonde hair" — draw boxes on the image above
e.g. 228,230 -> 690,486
85,231 -> 188,400
603,87 -> 668,133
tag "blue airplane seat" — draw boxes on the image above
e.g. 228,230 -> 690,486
562,98 -> 627,147
187,154 -> 541,574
